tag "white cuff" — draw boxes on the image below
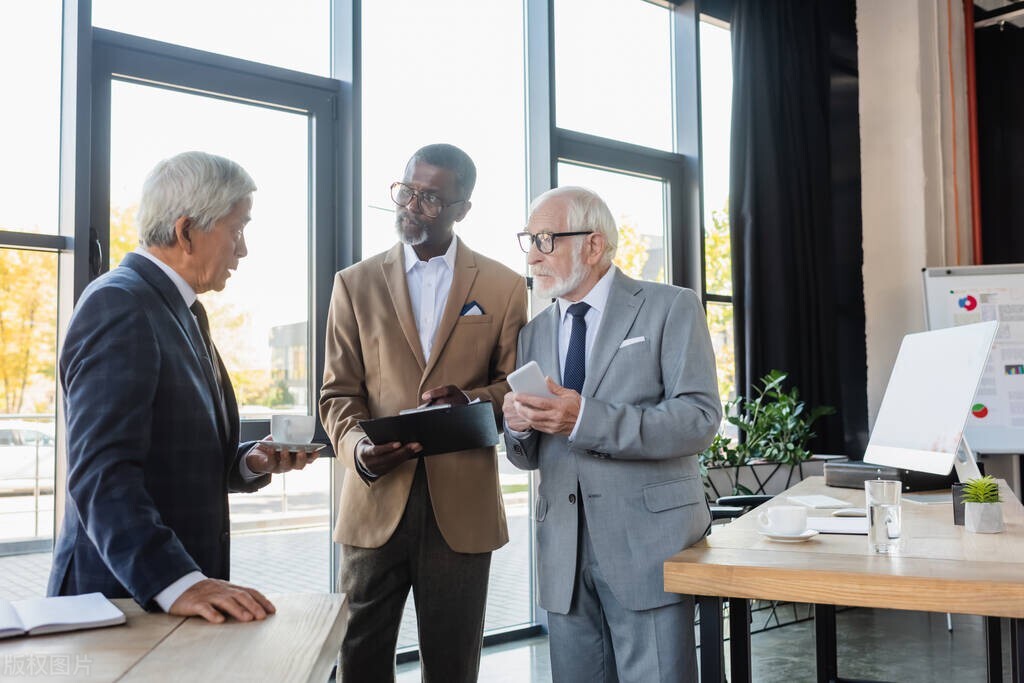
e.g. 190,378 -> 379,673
239,448 -> 262,482
568,397 -> 586,442
154,571 -> 206,612
504,418 -> 533,439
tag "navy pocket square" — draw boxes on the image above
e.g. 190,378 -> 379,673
460,301 -> 485,316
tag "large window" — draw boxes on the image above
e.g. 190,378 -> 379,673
0,1 -> 63,554
107,81 -> 312,417
554,0 -> 673,152
92,0 -> 331,76
700,18 -> 736,404
550,2 -> 701,293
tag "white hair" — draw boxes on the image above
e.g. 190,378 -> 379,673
528,185 -> 618,263
137,151 -> 256,248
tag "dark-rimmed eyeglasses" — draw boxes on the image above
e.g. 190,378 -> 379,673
390,181 -> 465,219
517,230 -> 593,254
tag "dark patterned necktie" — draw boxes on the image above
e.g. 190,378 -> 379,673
562,302 -> 591,393
190,300 -> 229,430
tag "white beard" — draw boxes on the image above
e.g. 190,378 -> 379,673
532,244 -> 589,299
396,222 -> 428,246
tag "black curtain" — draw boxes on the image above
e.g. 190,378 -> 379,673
728,0 -> 866,456
976,24 -> 1024,264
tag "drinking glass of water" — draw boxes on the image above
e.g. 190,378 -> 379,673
865,479 -> 902,554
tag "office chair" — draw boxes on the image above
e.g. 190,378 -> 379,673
709,494 -> 773,521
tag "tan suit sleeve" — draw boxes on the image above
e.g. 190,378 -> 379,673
318,271 -> 370,475
463,274 -> 528,418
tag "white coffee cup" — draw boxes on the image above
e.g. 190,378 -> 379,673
757,505 -> 808,536
270,414 -> 315,444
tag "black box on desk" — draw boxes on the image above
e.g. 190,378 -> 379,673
823,460 -> 957,492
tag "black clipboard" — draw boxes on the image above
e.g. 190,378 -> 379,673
358,401 -> 499,457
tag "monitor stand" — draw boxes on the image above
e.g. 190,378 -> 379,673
954,438 -> 983,482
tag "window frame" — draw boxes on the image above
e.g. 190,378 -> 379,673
88,27 -> 347,444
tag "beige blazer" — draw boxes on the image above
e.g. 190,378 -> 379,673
320,240 -> 527,553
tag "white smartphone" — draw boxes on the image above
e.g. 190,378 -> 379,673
507,360 -> 555,397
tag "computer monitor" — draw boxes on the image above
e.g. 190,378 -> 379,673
863,320 -> 998,482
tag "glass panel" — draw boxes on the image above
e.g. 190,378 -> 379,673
106,80 -> 330,590
0,248 -> 58,545
700,21 -> 733,297
555,0 -> 672,151
707,300 -> 737,429
557,162 -> 668,284
92,0 -> 330,76
0,1 -> 61,233
361,0 -> 527,273
362,0 -> 532,644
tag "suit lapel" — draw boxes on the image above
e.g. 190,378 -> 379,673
539,302 -> 562,380
121,253 -> 230,444
381,244 -> 427,371
584,270 -> 644,397
216,351 -> 240,450
421,240 -> 478,382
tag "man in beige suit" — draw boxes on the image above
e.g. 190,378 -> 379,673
320,144 -> 527,682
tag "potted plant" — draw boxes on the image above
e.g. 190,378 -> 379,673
700,370 -> 836,497
960,475 -> 1005,533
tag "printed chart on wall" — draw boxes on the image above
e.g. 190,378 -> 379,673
923,264 -> 1024,453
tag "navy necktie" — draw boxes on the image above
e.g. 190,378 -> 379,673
191,300 -> 229,431
563,302 -> 590,393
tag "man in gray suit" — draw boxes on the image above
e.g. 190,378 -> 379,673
503,186 -> 722,682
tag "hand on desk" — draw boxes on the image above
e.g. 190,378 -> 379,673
169,578 -> 276,624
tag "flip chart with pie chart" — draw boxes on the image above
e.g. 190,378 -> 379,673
923,264 -> 1024,453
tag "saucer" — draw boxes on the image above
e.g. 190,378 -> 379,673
257,440 -> 328,454
758,529 -> 819,543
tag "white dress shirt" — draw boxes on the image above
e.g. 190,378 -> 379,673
556,265 -> 616,440
509,264 -> 618,441
403,236 -> 458,362
134,248 -> 260,611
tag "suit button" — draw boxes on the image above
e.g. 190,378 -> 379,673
221,532 -> 230,542
568,493 -> 576,504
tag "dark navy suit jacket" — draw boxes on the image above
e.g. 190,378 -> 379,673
48,252 -> 269,609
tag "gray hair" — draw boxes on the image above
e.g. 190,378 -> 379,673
137,151 -> 256,248
409,143 -> 477,199
529,186 -> 618,263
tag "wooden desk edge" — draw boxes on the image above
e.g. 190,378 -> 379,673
309,593 -> 348,683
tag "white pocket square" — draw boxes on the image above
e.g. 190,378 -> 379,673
619,336 -> 646,348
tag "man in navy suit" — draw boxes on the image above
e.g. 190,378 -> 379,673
48,151 -> 316,623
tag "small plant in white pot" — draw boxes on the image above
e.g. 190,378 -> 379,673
961,475 -> 1005,534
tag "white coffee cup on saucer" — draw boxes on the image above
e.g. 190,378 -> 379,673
270,414 -> 315,444
757,505 -> 807,536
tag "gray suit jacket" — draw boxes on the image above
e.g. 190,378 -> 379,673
504,269 -> 721,613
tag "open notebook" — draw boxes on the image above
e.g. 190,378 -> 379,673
0,592 -> 125,639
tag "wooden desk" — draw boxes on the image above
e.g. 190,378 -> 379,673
0,592 -> 347,682
664,476 -> 1024,683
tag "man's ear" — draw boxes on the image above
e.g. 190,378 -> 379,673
174,216 -> 194,254
585,232 -> 606,265
453,200 -> 472,223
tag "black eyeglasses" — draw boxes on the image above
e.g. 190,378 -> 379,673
390,182 -> 465,219
517,230 -> 593,254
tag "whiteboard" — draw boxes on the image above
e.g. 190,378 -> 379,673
923,264 -> 1024,454
865,322 -> 997,474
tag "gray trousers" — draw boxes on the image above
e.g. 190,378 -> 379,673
547,495 -> 697,683
338,460 -> 491,683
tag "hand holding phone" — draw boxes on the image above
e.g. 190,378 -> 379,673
507,360 -> 555,398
